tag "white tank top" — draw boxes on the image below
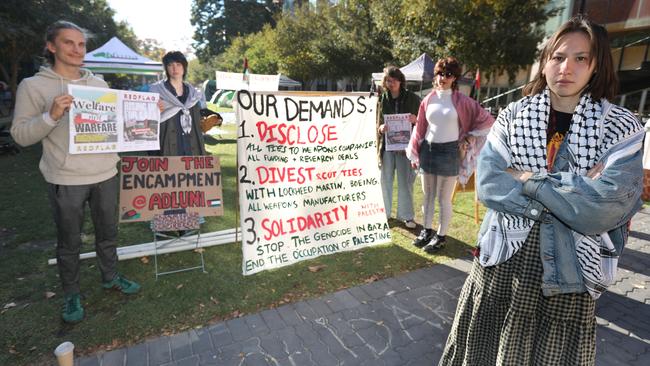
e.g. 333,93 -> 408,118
425,89 -> 459,143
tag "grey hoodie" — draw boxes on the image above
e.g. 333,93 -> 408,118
11,67 -> 119,185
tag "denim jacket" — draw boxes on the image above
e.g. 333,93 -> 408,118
476,99 -> 644,296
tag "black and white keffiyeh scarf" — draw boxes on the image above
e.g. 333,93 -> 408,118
480,88 -> 643,299
150,80 -> 202,134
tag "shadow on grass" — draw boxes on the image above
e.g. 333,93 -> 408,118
0,129 -> 480,365
204,135 -> 236,146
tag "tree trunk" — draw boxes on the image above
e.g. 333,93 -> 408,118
8,39 -> 22,106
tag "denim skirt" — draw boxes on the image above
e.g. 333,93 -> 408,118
419,140 -> 459,176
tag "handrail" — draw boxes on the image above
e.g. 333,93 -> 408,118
480,85 -> 525,105
611,36 -> 650,53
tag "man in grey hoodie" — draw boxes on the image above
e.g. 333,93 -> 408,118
11,20 -> 140,323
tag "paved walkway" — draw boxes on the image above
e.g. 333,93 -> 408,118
78,210 -> 650,366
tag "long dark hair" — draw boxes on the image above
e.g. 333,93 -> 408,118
523,15 -> 617,100
43,20 -> 88,65
162,51 -> 188,80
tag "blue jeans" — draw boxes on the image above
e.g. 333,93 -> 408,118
381,151 -> 416,220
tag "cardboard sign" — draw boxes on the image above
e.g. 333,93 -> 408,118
236,91 -> 391,275
119,156 -> 223,222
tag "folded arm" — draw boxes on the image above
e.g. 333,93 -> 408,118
521,142 -> 643,235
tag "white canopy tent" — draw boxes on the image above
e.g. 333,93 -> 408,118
83,37 -> 163,75
279,74 -> 302,90
372,53 -> 436,83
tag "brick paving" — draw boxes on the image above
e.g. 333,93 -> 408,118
77,209 -> 650,365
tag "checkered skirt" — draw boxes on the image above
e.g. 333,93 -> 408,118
439,224 -> 596,365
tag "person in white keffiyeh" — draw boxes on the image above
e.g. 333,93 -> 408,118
440,16 -> 644,366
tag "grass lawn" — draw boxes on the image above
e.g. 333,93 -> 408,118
0,123 -> 485,365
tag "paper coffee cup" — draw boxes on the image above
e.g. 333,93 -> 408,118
54,341 -> 74,366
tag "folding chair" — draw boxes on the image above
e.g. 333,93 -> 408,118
151,212 -> 207,279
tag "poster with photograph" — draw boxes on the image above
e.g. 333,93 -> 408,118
384,113 -> 412,152
68,85 -> 160,154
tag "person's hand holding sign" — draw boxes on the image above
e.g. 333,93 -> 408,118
49,94 -> 74,121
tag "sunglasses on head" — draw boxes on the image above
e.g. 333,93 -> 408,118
436,71 -> 454,78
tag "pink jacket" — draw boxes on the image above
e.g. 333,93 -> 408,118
406,89 -> 495,185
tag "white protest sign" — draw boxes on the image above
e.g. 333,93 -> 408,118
216,71 -> 280,91
236,91 -> 391,275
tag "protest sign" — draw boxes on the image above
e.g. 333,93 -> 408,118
68,85 -> 160,154
119,156 -> 223,222
384,113 -> 412,152
236,91 -> 391,275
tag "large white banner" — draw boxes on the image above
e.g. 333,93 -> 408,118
68,85 -> 160,154
237,91 -> 391,275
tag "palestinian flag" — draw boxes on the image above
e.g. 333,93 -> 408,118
243,57 -> 249,84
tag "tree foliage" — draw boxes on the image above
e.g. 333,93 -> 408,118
324,0 -> 393,84
217,24 -> 279,74
191,0 -> 554,88
371,0 -> 557,81
274,4 -> 329,85
138,38 -> 166,62
220,0 -> 391,87
191,0 -> 280,62
0,0 -> 138,100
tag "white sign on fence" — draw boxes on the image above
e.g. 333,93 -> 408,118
216,71 -> 280,92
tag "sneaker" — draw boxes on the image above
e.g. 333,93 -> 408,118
404,220 -> 417,229
102,274 -> 141,295
423,235 -> 447,253
62,293 -> 84,323
413,229 -> 434,248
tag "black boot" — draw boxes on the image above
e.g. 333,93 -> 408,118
413,229 -> 434,248
423,234 -> 446,253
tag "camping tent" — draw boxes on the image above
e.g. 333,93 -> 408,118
372,53 -> 435,83
83,37 -> 163,75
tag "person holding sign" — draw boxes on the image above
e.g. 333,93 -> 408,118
407,57 -> 494,253
150,51 -> 213,156
10,21 -> 140,324
376,66 -> 421,229
439,16 -> 644,365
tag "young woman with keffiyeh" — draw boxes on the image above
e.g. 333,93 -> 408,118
439,16 -> 644,366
